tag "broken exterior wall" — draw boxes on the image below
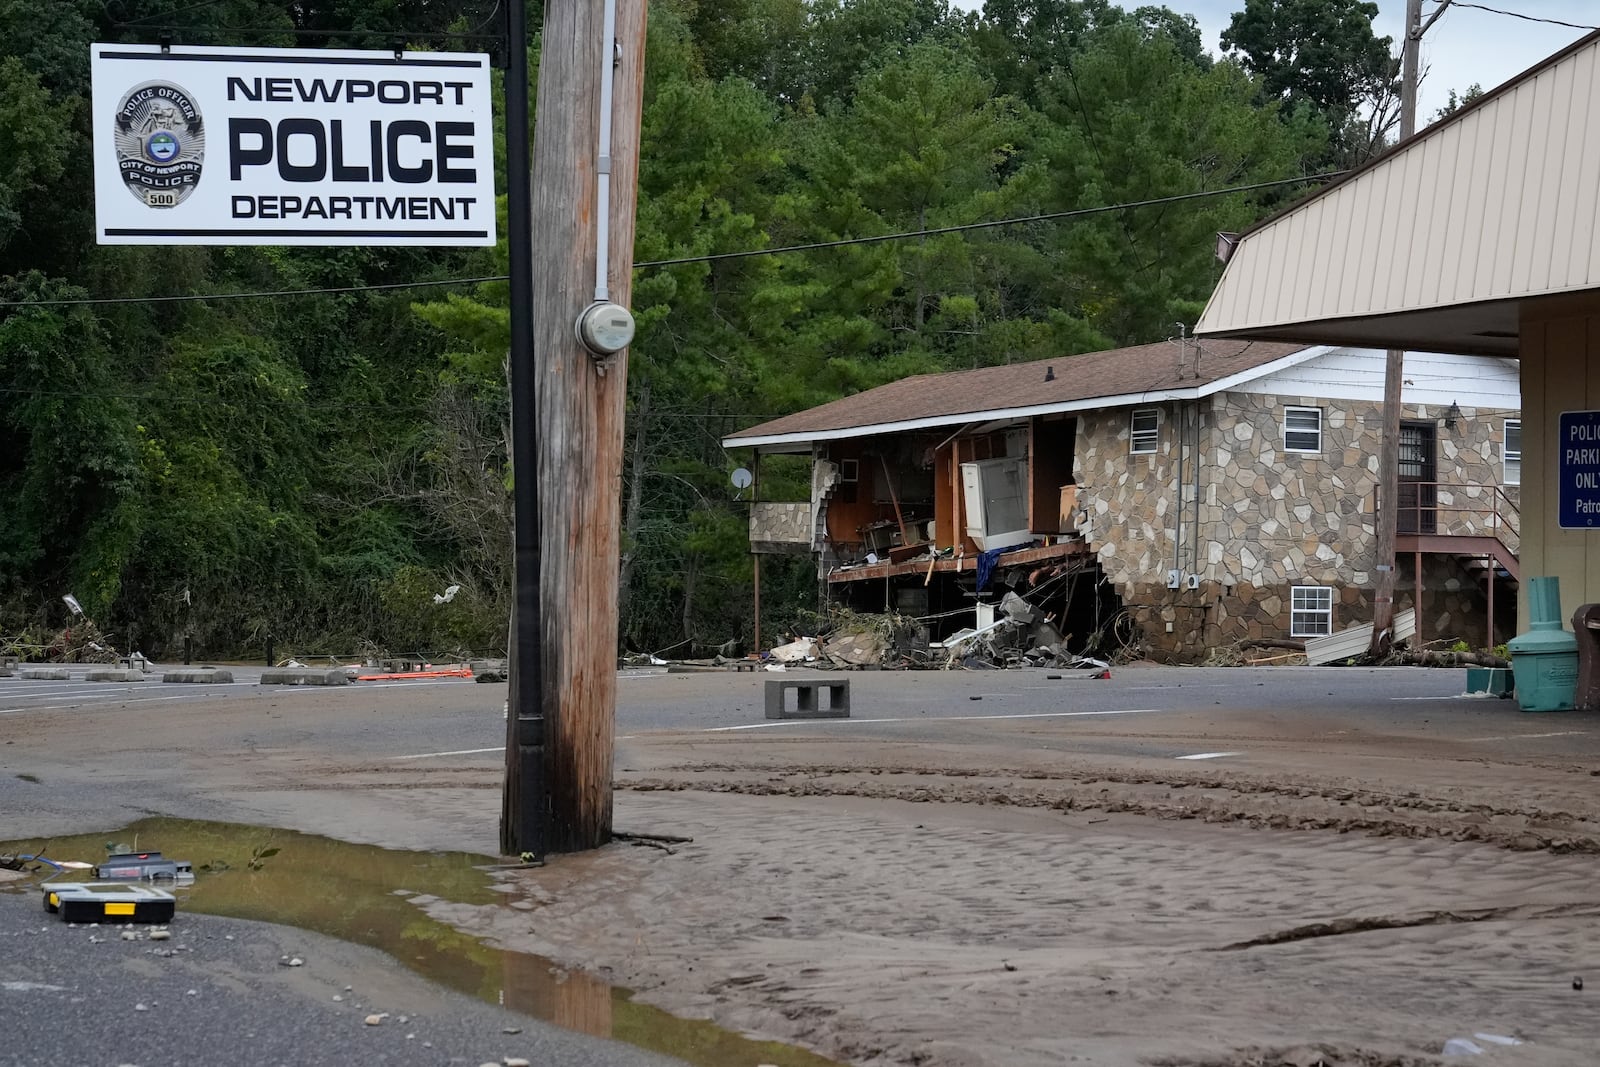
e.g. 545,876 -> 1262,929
811,457 -> 841,571
1075,393 -> 1517,661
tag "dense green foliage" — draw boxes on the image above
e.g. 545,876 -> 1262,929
1220,0 -> 1398,165
1,0 -> 1389,659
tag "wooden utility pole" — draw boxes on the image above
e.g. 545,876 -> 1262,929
529,0 -> 649,851
1370,0 -> 1436,656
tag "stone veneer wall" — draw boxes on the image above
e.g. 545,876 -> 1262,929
1072,394 -> 1518,661
749,501 -> 815,555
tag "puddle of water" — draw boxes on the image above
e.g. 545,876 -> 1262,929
2,818 -> 841,1067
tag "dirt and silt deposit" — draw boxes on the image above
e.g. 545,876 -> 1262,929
426,699 -> 1600,1067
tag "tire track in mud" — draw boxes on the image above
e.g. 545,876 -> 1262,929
1213,901 -> 1600,950
1150,1047 -> 1438,1067
652,759 -> 1599,824
618,764 -> 1600,854
656,759 -> 1589,815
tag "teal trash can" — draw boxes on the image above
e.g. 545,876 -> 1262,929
1508,576 -> 1578,712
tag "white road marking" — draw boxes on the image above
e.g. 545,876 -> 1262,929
391,746 -> 505,760
1175,751 -> 1243,760
0,685 -> 129,696
1464,731 -> 1589,743
0,693 -> 209,715
703,708 -> 1166,732
0,676 -> 471,714
1127,684 -> 1232,691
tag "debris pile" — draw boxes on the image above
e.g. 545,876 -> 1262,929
932,593 -> 1108,671
763,615 -> 906,670
749,595 -> 1111,672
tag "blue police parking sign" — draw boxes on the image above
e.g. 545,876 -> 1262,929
1559,410 -> 1600,528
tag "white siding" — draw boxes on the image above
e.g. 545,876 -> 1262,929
1198,35 -> 1600,337
1235,349 -> 1520,408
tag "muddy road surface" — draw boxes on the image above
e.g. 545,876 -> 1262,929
3,664 -> 1598,1066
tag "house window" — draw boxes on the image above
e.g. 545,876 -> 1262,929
1130,408 -> 1159,455
1283,406 -> 1323,453
1290,586 -> 1334,637
1504,420 -> 1521,485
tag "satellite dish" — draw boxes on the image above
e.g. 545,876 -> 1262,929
730,467 -> 754,490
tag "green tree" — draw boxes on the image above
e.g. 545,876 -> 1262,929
0,274 -> 141,615
1220,0 -> 1396,164
678,0 -> 808,99
803,0 -> 960,105
970,0 -> 1115,102
1032,18 -> 1325,341
1434,83 -> 1485,123
0,58 -> 76,255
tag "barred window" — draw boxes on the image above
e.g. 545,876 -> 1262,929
1283,406 -> 1323,453
1130,408 -> 1159,455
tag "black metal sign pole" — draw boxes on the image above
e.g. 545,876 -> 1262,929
501,0 -> 547,860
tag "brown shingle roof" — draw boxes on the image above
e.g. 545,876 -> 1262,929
726,338 -> 1308,445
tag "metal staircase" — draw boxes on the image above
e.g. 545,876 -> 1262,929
1393,482 -> 1520,644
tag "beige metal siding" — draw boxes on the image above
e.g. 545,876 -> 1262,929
1520,299 -> 1600,628
1199,37 -> 1600,336
1565,57 -> 1600,284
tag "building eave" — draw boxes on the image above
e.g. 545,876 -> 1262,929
721,346 -> 1337,452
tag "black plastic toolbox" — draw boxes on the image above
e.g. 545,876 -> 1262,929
43,883 -> 177,923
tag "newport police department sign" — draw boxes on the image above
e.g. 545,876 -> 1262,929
91,44 -> 496,246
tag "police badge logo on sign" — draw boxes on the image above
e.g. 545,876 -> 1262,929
113,80 -> 205,207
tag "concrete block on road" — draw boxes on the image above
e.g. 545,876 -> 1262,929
85,669 -> 146,682
261,668 -> 349,686
19,668 -> 72,681
163,668 -> 235,684
764,678 -> 851,720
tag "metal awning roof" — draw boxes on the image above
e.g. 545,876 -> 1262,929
1197,30 -> 1600,357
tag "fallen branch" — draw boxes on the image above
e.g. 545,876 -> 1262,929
613,830 -> 694,845
1400,649 -> 1510,669
1240,638 -> 1307,652
1245,651 -> 1307,665
622,838 -> 676,853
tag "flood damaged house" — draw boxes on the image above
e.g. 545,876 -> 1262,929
723,338 -> 1522,662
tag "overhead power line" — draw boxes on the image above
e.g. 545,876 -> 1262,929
0,383 -> 789,419
1444,2 -> 1598,30
0,275 -> 510,309
640,173 -> 1344,267
0,172 -> 1342,310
